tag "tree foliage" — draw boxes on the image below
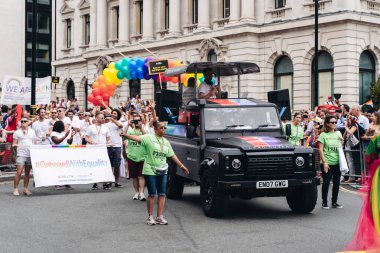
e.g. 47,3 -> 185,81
370,78 -> 380,110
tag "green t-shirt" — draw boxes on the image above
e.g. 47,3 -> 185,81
284,123 -> 304,146
127,128 -> 144,162
318,131 -> 342,165
140,134 -> 175,176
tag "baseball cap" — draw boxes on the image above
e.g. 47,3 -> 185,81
328,96 -> 332,99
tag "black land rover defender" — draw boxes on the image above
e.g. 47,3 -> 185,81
163,62 -> 320,217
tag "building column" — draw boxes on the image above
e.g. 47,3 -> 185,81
96,0 -> 107,47
89,0 -> 97,48
197,0 -> 211,31
229,0 -> 241,23
168,0 -> 181,37
240,0 -> 255,22
142,0 -> 154,41
118,0 -> 130,45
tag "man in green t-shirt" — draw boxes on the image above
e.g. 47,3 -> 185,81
125,115 -> 146,201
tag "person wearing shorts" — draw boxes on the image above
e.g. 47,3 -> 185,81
12,118 -> 37,196
125,115 -> 146,200
123,121 -> 189,226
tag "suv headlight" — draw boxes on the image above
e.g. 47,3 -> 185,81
295,156 -> 305,167
231,158 -> 242,170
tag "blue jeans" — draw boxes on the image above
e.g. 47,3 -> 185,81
144,175 -> 167,197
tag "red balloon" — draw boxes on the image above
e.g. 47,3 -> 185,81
88,94 -> 94,102
95,95 -> 103,102
171,76 -> 178,84
102,92 -> 110,101
103,101 -> 109,107
92,88 -> 100,97
92,100 -> 100,106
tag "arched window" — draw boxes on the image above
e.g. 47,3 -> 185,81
129,79 -> 141,98
208,50 -> 217,62
312,51 -> 334,107
274,56 -> 293,107
67,79 -> 75,100
359,51 -> 376,104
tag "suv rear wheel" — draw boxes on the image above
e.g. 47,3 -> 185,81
286,183 -> 317,214
200,170 -> 228,217
166,162 -> 184,200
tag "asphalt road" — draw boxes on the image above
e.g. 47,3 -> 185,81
0,179 -> 361,253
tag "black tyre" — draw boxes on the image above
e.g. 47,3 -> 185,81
286,183 -> 318,214
200,170 -> 228,217
166,163 -> 184,200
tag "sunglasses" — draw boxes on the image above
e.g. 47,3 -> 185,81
79,113 -> 84,115
21,120 -> 28,123
329,121 -> 337,124
58,110 -> 64,112
51,112 -> 57,114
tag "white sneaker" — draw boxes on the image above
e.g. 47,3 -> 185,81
133,193 -> 139,200
155,215 -> 168,225
139,192 -> 146,201
146,215 -> 156,226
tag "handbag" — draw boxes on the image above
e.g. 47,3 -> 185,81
348,133 -> 360,147
154,163 -> 169,176
338,144 -> 349,173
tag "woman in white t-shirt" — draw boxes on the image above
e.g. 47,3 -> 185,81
50,121 -> 76,190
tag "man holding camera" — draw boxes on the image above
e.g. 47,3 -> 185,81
124,114 -> 146,201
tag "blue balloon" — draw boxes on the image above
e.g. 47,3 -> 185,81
137,58 -> 145,67
129,61 -> 137,72
116,70 -> 125,79
137,67 -> 143,79
130,70 -> 137,80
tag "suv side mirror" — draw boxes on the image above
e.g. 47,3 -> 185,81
285,124 -> 292,136
186,125 -> 195,139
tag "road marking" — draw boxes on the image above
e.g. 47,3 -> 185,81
339,186 -> 358,195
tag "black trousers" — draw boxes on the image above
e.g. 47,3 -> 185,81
321,164 -> 341,204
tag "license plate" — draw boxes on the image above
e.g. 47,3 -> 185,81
256,180 -> 288,189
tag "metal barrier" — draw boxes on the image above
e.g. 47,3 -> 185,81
0,143 -> 16,171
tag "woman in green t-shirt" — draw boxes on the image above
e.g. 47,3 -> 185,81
318,115 -> 343,209
286,112 -> 304,146
124,121 -> 189,226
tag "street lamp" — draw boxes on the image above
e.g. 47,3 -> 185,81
31,0 -> 37,106
314,0 -> 319,107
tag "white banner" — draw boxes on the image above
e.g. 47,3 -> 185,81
1,75 -> 51,105
30,145 -> 115,187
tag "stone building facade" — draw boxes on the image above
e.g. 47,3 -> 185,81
52,0 -> 380,110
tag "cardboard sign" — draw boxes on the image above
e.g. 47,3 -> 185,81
52,76 -> 60,84
148,60 -> 169,75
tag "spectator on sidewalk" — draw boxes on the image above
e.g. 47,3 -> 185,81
12,118 -> 37,196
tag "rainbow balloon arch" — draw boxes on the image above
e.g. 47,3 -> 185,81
87,57 -> 216,106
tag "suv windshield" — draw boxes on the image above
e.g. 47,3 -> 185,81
204,107 -> 280,131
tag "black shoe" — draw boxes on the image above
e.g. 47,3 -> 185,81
114,183 -> 123,188
322,203 -> 329,209
331,203 -> 343,209
92,184 -> 98,190
65,185 -> 74,190
103,183 -> 111,190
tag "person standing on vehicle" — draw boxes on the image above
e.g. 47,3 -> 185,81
318,115 -> 343,209
12,118 -> 37,196
124,115 -> 146,200
199,68 -> 220,99
285,112 -> 304,146
123,121 -> 190,225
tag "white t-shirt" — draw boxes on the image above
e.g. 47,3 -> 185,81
199,82 -> 216,98
182,87 -> 196,106
58,117 -> 72,129
358,114 -> 370,131
105,121 -> 123,147
13,128 -> 36,157
71,117 -> 85,145
32,119 -> 51,145
50,131 -> 69,145
86,124 -> 110,145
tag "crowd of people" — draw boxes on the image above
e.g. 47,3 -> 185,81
0,97 -> 189,225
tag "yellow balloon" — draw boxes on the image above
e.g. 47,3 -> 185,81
108,62 -> 116,69
114,78 -> 122,85
105,76 -> 113,85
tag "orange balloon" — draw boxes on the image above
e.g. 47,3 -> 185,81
92,81 -> 99,89
97,75 -> 106,84
98,83 -> 108,92
180,74 -> 187,84
168,60 -> 175,68
171,76 -> 178,84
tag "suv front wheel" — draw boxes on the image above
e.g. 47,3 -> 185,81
286,183 -> 317,214
200,170 -> 228,217
166,162 -> 185,200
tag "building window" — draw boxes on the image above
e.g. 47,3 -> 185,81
115,6 -> 119,39
359,51 -> 376,104
207,50 -> 217,62
165,0 -> 170,30
66,19 -> 72,48
274,56 -> 294,108
223,0 -> 230,18
275,0 -> 286,9
311,51 -> 334,107
137,1 -> 143,34
37,0 -> 50,4
129,79 -> 141,98
84,14 -> 90,45
37,13 -> 50,34
192,0 -> 198,24
67,80 -> 75,100
27,12 -> 33,32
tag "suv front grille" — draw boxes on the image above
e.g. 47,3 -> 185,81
247,156 -> 294,176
